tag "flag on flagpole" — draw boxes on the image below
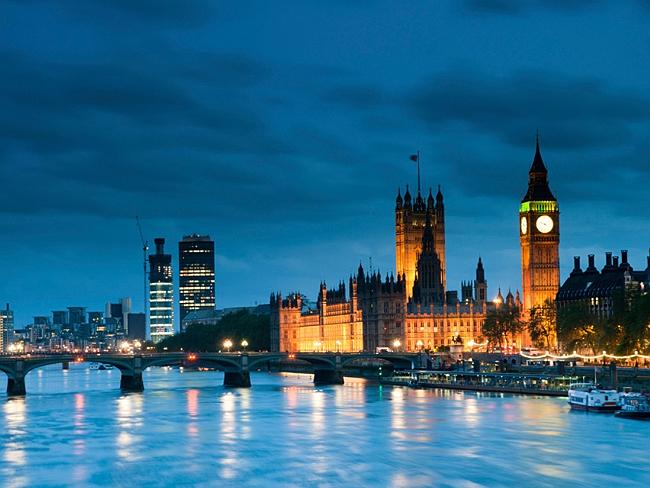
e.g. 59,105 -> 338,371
409,154 -> 418,162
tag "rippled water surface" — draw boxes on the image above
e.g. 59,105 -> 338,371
1,365 -> 649,487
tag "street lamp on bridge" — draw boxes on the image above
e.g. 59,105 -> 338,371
241,340 -> 248,351
392,339 -> 401,352
223,339 -> 233,352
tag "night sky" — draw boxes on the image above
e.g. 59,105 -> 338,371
2,1 -> 649,328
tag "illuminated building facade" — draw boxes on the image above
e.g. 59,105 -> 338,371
557,251 -> 650,319
519,138 -> 560,313
105,298 -> 131,334
271,282 -> 364,353
270,176 -> 526,353
396,185 -> 446,298
178,234 -> 215,330
149,238 -> 174,343
1,304 -> 14,352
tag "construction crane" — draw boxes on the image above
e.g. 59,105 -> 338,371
136,216 -> 149,328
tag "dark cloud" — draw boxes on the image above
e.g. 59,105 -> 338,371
9,0 -> 218,27
409,68 -> 650,150
463,0 -> 603,15
1,0 -> 649,328
321,85 -> 387,110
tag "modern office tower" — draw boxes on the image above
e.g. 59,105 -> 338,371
149,238 -> 174,343
178,234 -> 215,330
105,298 -> 132,334
67,307 -> 87,327
88,312 -> 103,325
33,316 -> 50,326
1,304 -> 14,352
127,313 -> 146,341
52,310 -> 68,328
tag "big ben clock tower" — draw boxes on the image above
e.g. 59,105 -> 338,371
520,136 -> 560,314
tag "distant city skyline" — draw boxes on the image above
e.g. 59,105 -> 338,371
2,1 -> 650,327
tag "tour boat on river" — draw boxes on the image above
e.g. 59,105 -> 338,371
89,362 -> 114,371
568,383 -> 620,412
615,393 -> 650,420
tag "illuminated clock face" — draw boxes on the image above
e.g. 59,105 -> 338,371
520,216 -> 527,235
536,215 -> 554,233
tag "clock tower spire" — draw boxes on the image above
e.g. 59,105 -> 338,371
519,136 -> 560,322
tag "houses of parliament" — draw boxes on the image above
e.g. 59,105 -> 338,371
270,139 -> 560,353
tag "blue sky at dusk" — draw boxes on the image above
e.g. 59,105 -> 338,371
1,0 -> 649,327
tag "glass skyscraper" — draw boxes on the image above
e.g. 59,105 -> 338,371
1,304 -> 14,352
149,238 -> 174,343
178,234 -> 215,330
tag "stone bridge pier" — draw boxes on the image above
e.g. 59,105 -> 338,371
223,354 -> 251,387
119,357 -> 144,392
7,360 -> 26,396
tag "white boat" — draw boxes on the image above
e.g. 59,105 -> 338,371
568,383 -> 620,412
616,393 -> 650,420
89,362 -> 115,371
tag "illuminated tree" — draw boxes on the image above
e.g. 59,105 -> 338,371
482,306 -> 525,352
527,299 -> 557,351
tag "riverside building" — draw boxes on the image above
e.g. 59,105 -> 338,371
178,234 -> 215,330
557,250 -> 650,319
271,141 -> 553,353
149,238 -> 174,343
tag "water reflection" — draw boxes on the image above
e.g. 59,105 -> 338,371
73,393 -> 86,456
2,368 -> 650,487
3,398 -> 27,467
219,392 -> 238,479
115,393 -> 144,463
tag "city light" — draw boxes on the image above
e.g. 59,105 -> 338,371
393,339 -> 401,351
416,340 -> 424,350
313,341 -> 322,352
223,339 -> 233,352
520,351 -> 650,361
241,339 -> 249,351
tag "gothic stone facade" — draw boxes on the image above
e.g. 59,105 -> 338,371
271,145 -> 547,353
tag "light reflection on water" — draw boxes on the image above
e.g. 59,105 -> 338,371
0,364 -> 648,487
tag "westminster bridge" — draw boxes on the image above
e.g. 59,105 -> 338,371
0,351 -> 427,396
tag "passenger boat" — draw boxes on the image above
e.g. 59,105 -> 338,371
89,363 -> 114,371
568,383 -> 620,412
615,393 -> 650,420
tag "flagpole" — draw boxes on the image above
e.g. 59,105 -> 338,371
417,150 -> 420,194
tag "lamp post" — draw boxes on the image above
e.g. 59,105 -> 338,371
335,340 -> 342,353
392,339 -> 401,352
313,341 -> 322,352
241,339 -> 249,352
416,340 -> 423,351
223,339 -> 233,352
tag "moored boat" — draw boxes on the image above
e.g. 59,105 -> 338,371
615,393 -> 650,420
89,362 -> 114,371
568,383 -> 620,412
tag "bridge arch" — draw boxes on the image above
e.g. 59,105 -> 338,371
22,357 -> 135,376
340,354 -> 416,370
0,363 -> 15,379
140,355 -> 186,370
247,354 -> 284,371
292,354 -> 337,369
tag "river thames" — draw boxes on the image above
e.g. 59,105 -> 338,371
1,365 -> 648,487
